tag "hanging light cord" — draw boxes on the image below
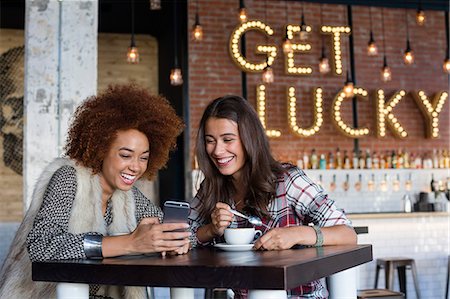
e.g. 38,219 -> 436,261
173,2 -> 178,67
445,11 -> 449,57
369,6 -> 373,32
405,8 -> 410,41
131,0 -> 135,45
320,4 -> 325,52
381,8 -> 386,54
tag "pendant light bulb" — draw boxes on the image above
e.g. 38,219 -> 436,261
192,13 -> 203,41
403,41 -> 414,65
238,0 -> 247,22
381,56 -> 392,82
170,68 -> 183,86
299,13 -> 309,41
127,46 -> 139,64
367,32 -> 378,56
262,64 -> 274,84
416,9 -> 425,26
318,47 -> 330,74
343,71 -> 354,98
444,57 -> 450,74
282,34 -> 293,54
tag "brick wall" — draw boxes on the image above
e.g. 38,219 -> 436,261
188,1 -> 449,162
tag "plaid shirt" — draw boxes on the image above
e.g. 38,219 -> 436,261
189,165 -> 352,299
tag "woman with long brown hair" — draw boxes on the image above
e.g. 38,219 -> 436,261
189,95 -> 356,298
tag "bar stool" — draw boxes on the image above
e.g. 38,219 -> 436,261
374,257 -> 420,299
357,289 -> 404,299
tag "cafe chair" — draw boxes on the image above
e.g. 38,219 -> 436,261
357,289 -> 404,299
374,257 -> 420,299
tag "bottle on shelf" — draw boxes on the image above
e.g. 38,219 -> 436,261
344,150 -> 351,169
397,149 -> 404,169
359,150 -> 366,169
297,152 -> 304,169
385,151 -> 391,169
402,193 -> 413,213
403,150 -> 410,169
432,149 -> 439,169
335,148 -> 343,169
327,152 -> 334,170
430,173 -> 438,193
303,151 -> 309,170
310,149 -> 318,169
365,149 -> 372,169
380,152 -> 386,169
352,150 -> 359,169
372,151 -> 380,169
391,150 -> 397,169
319,154 -> 326,170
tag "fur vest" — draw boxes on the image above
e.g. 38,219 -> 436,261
0,158 -> 147,299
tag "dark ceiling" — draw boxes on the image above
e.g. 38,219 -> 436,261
1,0 -> 448,33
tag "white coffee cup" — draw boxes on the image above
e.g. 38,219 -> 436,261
224,228 -> 262,245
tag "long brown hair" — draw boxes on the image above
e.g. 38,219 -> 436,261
195,95 -> 285,221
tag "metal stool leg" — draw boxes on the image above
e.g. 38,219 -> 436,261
397,265 -> 407,297
374,264 -> 381,289
410,261 -> 420,299
446,256 -> 450,299
387,262 -> 395,291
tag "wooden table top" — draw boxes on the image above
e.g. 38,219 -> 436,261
32,244 -> 372,290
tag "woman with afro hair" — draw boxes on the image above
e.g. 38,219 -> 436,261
0,84 -> 187,299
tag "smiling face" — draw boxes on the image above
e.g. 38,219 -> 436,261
99,129 -> 150,198
205,117 -> 246,181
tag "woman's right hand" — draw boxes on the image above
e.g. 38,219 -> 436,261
128,217 -> 191,255
209,202 -> 234,237
101,217 -> 191,257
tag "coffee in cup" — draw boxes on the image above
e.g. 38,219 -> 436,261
224,228 -> 262,245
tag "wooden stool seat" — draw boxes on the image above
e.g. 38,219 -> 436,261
374,257 -> 420,298
357,289 -> 404,299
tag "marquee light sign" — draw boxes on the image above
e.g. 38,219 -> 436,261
228,21 -> 448,139
256,86 -> 448,139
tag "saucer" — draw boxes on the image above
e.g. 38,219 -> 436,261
214,243 -> 254,252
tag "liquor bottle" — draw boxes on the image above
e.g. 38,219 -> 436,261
372,151 -> 379,169
328,152 -> 334,169
310,149 -> 318,170
391,151 -> 397,169
365,149 -> 372,169
403,150 -> 410,169
385,151 -> 391,169
352,150 -> 359,169
380,152 -> 386,169
432,149 -> 439,169
397,149 -> 404,169
344,150 -> 351,169
335,148 -> 343,169
319,154 -> 327,170
303,151 -> 309,169
359,150 -> 365,169
296,152 -> 304,169
439,149 -> 445,169
430,173 -> 438,192
444,150 -> 450,169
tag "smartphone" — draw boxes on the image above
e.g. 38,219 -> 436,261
163,200 -> 190,225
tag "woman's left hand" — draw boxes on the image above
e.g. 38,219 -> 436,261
253,227 -> 304,250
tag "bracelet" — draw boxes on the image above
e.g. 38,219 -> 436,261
83,234 -> 103,259
312,225 -> 323,247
